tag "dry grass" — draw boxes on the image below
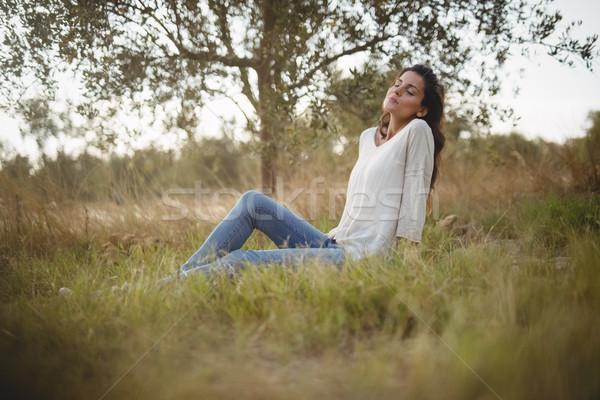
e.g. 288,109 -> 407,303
1,132 -> 599,399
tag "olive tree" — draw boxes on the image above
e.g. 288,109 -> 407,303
0,0 -> 597,190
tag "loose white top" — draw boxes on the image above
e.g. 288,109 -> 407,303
328,118 -> 434,259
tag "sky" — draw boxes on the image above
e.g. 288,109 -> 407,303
492,0 -> 600,142
1,0 -> 599,160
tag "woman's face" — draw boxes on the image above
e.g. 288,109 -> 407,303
383,71 -> 428,122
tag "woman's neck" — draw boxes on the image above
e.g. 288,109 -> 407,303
386,116 -> 415,140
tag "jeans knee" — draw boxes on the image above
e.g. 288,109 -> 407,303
241,190 -> 259,197
240,190 -> 259,204
239,190 -> 269,211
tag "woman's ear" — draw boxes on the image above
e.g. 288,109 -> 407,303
417,107 -> 428,118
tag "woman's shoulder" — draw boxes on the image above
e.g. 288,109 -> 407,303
405,119 -> 433,145
407,118 -> 432,134
360,126 -> 378,139
358,126 -> 378,146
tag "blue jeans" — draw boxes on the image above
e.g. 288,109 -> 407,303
175,190 -> 345,279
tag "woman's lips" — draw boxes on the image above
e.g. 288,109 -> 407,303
387,97 -> 398,104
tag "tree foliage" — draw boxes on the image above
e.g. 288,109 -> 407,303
0,0 -> 597,189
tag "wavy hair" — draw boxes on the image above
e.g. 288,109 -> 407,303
377,64 -> 445,190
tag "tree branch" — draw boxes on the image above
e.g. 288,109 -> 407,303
183,51 -> 259,69
168,0 -> 185,48
112,2 -> 259,70
209,0 -> 258,109
288,34 -> 391,91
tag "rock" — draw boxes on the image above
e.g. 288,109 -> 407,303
59,287 -> 73,297
438,214 -> 458,230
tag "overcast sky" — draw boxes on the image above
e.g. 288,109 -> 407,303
493,0 -> 600,142
1,0 -> 599,160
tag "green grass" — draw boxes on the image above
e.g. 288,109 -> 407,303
1,194 -> 599,399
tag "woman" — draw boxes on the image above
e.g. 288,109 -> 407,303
175,64 -> 445,279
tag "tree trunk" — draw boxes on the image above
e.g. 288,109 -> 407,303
256,2 -> 277,193
259,124 -> 276,193
260,151 -> 275,193
256,83 -> 278,192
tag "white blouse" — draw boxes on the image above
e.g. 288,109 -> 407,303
328,118 -> 434,259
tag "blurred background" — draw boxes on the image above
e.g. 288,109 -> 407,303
0,0 -> 598,255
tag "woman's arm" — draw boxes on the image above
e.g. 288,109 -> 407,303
395,122 -> 434,243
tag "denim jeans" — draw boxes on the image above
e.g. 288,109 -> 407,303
175,190 -> 345,279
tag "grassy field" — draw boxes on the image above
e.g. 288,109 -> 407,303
1,128 -> 600,399
1,191 -> 599,399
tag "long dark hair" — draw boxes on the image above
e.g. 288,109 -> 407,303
377,64 -> 445,190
